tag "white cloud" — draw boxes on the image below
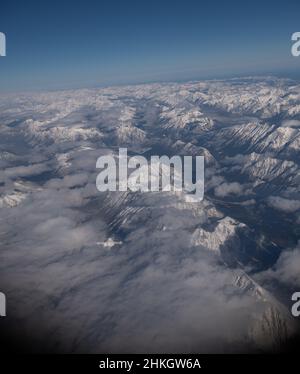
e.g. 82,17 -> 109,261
214,182 -> 244,198
267,196 -> 300,213
273,243 -> 300,287
257,242 -> 300,288
281,119 -> 300,128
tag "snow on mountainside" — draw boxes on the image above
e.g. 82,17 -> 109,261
0,76 -> 299,353
191,216 -> 246,253
22,118 -> 104,145
208,122 -> 300,156
223,152 -> 299,183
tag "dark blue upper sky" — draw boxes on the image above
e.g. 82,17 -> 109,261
0,0 -> 300,92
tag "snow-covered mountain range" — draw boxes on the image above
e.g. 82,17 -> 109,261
0,76 -> 299,353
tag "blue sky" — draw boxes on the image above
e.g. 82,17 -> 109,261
0,0 -> 300,92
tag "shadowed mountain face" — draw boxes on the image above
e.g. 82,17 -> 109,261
0,77 -> 299,353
